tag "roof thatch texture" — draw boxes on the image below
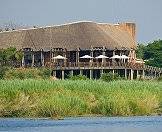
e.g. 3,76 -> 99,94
0,22 -> 137,51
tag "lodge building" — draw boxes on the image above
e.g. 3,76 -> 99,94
0,21 -> 162,79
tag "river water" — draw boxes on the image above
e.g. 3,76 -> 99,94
0,116 -> 162,132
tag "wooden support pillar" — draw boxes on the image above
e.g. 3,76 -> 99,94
31,51 -> 35,67
101,69 -> 104,75
102,46 -> 106,66
53,70 -> 56,77
125,69 -> 127,79
112,69 -> 115,76
62,70 -> 65,80
130,69 -> 133,80
159,72 -> 161,77
90,69 -> 93,79
41,49 -> 44,66
142,70 -> 145,79
80,69 -> 83,75
21,53 -> 25,67
136,70 -> 139,79
70,70 -> 73,76
76,48 -> 80,66
64,50 -> 67,67
154,71 -> 157,78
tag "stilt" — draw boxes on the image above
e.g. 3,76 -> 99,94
62,70 -> 65,80
31,52 -> 34,67
125,69 -> 127,79
90,69 -> 93,79
41,49 -> 44,66
53,70 -> 56,77
112,69 -> 115,76
101,69 -> 104,75
70,70 -> 73,76
136,70 -> 139,79
21,55 -> 25,67
80,69 -> 83,75
130,69 -> 133,80
142,70 -> 145,79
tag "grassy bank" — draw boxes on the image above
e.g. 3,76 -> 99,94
0,79 -> 162,118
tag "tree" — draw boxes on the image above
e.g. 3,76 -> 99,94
136,40 -> 162,68
136,43 -> 146,59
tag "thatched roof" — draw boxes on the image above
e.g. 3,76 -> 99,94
0,21 -> 137,51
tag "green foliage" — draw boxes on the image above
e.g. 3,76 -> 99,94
157,75 -> 162,81
0,66 -> 9,79
68,74 -> 88,80
4,68 -> 51,80
136,44 -> 146,59
100,72 -> 121,82
0,47 -> 23,66
38,68 -> 52,79
0,79 -> 161,118
137,40 -> 162,67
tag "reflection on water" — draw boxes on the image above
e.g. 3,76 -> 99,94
0,116 -> 162,132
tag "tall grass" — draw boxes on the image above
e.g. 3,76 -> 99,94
0,79 -> 162,118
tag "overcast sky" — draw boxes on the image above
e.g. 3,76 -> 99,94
0,0 -> 162,43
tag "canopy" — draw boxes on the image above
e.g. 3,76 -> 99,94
52,55 -> 67,59
80,55 -> 93,59
95,55 -> 109,59
111,55 -> 121,59
120,55 -> 129,59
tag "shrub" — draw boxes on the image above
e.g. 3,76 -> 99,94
0,66 -> 9,79
68,74 -> 88,80
4,68 -> 51,79
38,68 -> 51,79
100,72 -> 121,82
157,75 -> 162,81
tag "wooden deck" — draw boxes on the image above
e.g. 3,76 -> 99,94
45,62 -> 162,73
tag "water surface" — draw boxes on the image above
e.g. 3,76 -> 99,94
0,116 -> 162,132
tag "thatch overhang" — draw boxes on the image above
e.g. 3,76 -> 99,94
0,21 -> 137,51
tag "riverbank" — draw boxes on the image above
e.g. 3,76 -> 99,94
0,79 -> 162,118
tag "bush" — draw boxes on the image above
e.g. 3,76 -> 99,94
157,75 -> 162,81
100,72 -> 121,82
4,68 -> 51,80
38,68 -> 51,79
68,74 -> 88,80
0,66 -> 9,79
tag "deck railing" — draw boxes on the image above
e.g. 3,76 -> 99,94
44,61 -> 162,72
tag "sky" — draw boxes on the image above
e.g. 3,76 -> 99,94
0,0 -> 162,43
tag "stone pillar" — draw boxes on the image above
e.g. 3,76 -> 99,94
31,51 -> 35,67
62,70 -> 65,80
